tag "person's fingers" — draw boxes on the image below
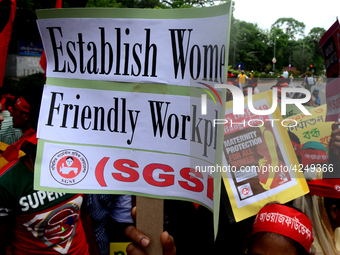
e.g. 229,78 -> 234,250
126,242 -> 147,255
160,231 -> 176,255
131,206 -> 136,223
331,122 -> 340,146
127,207 -> 175,255
331,130 -> 340,143
125,225 -> 150,248
333,141 -> 340,148
332,122 -> 340,131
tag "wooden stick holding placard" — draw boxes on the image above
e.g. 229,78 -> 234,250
136,196 -> 164,255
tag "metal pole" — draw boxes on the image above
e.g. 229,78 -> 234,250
234,41 -> 236,69
273,36 -> 276,71
233,36 -> 246,70
302,42 -> 305,73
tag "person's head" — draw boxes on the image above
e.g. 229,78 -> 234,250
0,85 -> 15,129
0,93 -> 15,112
247,232 -> 310,255
246,203 -> 313,255
65,156 -> 74,167
226,89 -> 233,101
242,70 -> 245,74
9,83 -> 43,132
300,141 -> 328,169
271,85 -> 282,99
243,85 -> 254,96
9,96 -> 30,131
324,196 -> 340,231
308,179 -> 340,231
277,77 -> 289,87
288,131 -> 302,164
312,88 -> 319,96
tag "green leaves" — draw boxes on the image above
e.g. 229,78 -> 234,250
271,17 -> 306,40
228,14 -> 326,75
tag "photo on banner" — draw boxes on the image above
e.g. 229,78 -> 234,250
34,4 -> 231,211
221,90 -> 309,222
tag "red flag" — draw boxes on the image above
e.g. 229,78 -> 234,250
39,0 -> 62,74
0,128 -> 36,169
0,0 -> 16,87
39,50 -> 47,73
55,0 -> 62,8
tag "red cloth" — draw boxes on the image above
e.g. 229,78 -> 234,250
291,141 -> 302,156
0,0 -> 16,87
55,0 -> 62,8
300,149 -> 328,168
40,0 -> 62,74
1,128 -> 37,162
252,204 -> 313,252
308,179 -> 340,199
0,93 -> 14,110
8,96 -> 31,113
277,76 -> 289,87
39,50 -> 47,74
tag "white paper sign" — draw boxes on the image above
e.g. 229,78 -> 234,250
37,16 -> 228,86
35,5 -> 231,210
38,141 -> 214,209
38,84 -> 219,163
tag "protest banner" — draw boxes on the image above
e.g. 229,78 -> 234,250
35,5 -> 230,213
221,91 -> 309,222
319,20 -> 340,121
281,104 -> 313,119
35,6 -> 231,250
284,104 -> 332,154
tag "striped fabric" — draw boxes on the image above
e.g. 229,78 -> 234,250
0,110 -> 23,145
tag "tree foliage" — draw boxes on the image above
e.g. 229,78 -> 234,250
271,17 -> 306,40
86,0 -> 164,8
308,27 -> 326,40
161,0 -> 214,8
86,0 -> 123,8
292,48 -> 312,73
228,12 -> 326,75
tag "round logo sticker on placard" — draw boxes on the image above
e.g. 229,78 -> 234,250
50,149 -> 88,185
237,183 -> 253,199
242,187 -> 249,196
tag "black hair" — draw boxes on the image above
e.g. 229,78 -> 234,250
288,131 -> 302,164
288,131 -> 301,145
271,84 -> 282,89
244,204 -> 312,255
17,75 -> 44,131
244,232 -> 311,255
243,85 -> 254,95
324,196 -> 340,225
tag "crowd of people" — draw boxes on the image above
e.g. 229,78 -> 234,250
0,70 -> 337,255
